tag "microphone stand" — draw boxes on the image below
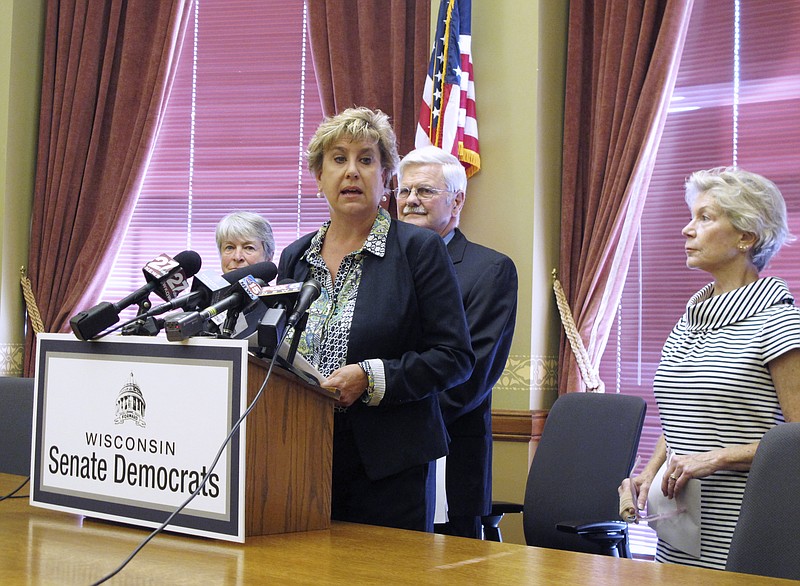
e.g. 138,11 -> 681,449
121,317 -> 163,336
219,309 -> 240,339
120,299 -> 161,336
285,312 -> 308,366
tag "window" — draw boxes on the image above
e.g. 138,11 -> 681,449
600,0 -> 800,555
100,0 -> 326,318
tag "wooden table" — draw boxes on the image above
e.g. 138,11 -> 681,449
0,474 -> 790,585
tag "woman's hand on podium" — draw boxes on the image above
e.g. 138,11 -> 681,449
322,364 -> 369,407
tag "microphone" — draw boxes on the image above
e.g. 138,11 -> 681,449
137,262 -> 272,320
287,279 -> 322,327
132,289 -> 206,320
139,250 -> 202,303
117,263 -> 265,337
220,277 -> 267,339
69,250 -> 202,341
114,250 -> 202,311
164,262 -> 277,341
256,279 -> 302,354
256,280 -> 303,309
280,278 -> 322,366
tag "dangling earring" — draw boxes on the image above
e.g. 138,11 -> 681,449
381,194 -> 388,202
316,190 -> 323,199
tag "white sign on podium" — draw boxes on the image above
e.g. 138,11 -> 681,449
31,333 -> 249,542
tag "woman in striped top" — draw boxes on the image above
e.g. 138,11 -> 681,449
621,168 -> 800,570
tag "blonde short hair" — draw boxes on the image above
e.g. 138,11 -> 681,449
306,107 -> 400,179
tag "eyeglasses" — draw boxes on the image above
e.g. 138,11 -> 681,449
393,186 -> 454,200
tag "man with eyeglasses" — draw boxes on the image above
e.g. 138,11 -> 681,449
397,146 -> 518,539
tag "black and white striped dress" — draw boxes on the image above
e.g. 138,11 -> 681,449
653,277 -> 800,569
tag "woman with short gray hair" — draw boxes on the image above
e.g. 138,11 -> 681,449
215,211 -> 274,273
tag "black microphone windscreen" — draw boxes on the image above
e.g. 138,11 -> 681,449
287,278 -> 322,327
140,250 -> 203,303
225,261 -> 277,285
221,263 -> 261,284
173,250 -> 203,276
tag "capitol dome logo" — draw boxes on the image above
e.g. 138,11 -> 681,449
114,372 -> 146,428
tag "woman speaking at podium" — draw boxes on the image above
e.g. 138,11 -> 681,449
278,107 -> 474,532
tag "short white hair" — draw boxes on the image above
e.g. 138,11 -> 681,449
685,167 -> 793,271
398,146 -> 467,197
215,211 -> 275,260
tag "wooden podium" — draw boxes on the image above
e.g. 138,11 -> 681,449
31,334 -> 339,542
244,354 -> 339,536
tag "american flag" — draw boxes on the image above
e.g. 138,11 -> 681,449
415,0 -> 480,177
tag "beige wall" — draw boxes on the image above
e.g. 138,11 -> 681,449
0,0 -> 45,375
463,0 -> 566,412
432,0 -> 568,544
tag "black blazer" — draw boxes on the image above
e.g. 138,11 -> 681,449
278,219 -> 474,480
442,229 -> 518,516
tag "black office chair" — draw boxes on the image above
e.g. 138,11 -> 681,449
725,422 -> 800,580
483,392 -> 646,557
0,376 -> 35,475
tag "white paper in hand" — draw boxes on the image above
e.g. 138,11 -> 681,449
646,462 -> 702,558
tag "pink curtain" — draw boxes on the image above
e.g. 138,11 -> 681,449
558,0 -> 694,393
24,0 -> 192,376
306,0 -> 430,158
